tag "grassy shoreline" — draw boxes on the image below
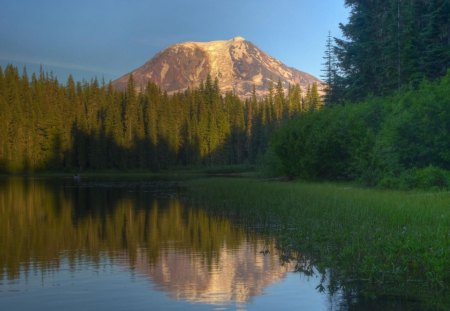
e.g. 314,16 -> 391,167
185,177 -> 450,309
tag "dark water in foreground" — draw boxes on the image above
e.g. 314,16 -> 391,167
0,177 -> 335,311
0,177 -> 428,310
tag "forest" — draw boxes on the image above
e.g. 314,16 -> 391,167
0,65 -> 321,173
323,0 -> 450,103
0,0 -> 449,190
271,74 -> 450,189
272,0 -> 450,189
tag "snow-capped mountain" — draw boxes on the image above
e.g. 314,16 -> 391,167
112,36 -> 321,97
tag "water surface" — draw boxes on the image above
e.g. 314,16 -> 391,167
0,177 -> 334,310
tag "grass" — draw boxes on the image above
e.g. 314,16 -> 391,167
185,177 -> 450,309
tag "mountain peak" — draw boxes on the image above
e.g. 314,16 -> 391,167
231,36 -> 246,42
112,37 -> 321,98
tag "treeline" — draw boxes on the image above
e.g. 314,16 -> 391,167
324,0 -> 450,104
0,65 -> 321,173
272,0 -> 450,189
271,72 -> 450,189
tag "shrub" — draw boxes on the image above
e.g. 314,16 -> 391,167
413,166 -> 449,190
377,167 -> 449,190
269,72 -> 450,190
377,175 -> 401,189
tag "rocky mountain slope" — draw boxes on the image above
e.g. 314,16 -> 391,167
112,36 -> 322,97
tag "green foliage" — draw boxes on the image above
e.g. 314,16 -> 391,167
413,166 -> 449,190
334,0 -> 450,102
379,166 -> 449,191
0,65 -> 310,172
374,74 -> 450,175
270,72 -> 450,190
257,148 -> 284,178
272,99 -> 383,181
187,177 -> 450,308
321,31 -> 343,106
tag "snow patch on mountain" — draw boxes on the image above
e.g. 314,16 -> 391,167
112,37 -> 322,98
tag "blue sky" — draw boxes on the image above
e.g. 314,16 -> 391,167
0,0 -> 349,83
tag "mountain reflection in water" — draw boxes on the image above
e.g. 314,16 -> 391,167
0,177 -> 301,309
134,239 -> 290,304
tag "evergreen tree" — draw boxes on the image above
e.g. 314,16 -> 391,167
245,86 -> 256,161
336,0 -> 450,101
274,79 -> 284,122
311,82 -> 322,110
0,67 -> 5,171
124,74 -> 137,146
321,31 -> 343,105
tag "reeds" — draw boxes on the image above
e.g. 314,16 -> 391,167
186,177 -> 450,308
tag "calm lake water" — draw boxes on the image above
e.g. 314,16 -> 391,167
0,177 -> 336,311
0,177 -> 426,310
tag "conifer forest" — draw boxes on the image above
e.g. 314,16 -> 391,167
0,66 -> 321,173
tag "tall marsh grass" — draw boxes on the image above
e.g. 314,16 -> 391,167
186,177 -> 450,308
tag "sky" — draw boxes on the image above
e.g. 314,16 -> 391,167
0,0 -> 349,83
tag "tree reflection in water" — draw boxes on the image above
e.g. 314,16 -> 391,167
0,177 -> 294,305
0,178 -> 429,310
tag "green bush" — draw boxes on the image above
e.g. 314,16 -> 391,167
376,167 -> 449,191
375,75 -> 450,174
377,175 -> 401,189
257,148 -> 284,177
271,101 -> 383,181
269,72 -> 450,190
413,166 -> 449,190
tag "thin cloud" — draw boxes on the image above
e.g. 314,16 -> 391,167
0,54 -> 116,76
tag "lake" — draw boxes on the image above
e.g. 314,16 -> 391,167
0,177 -> 340,311
0,177 -> 429,310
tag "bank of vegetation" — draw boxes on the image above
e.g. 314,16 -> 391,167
270,73 -> 450,189
269,0 -> 450,190
187,177 -> 450,309
0,65 -> 322,173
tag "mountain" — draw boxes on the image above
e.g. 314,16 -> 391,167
112,36 -> 322,97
